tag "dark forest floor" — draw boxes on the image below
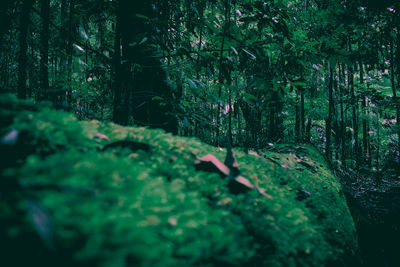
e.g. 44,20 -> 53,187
340,171 -> 400,267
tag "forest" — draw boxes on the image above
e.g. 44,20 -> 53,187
0,0 -> 400,266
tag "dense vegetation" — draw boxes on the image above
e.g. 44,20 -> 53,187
1,0 -> 400,174
1,0 -> 400,266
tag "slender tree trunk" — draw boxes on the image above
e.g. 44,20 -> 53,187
339,64 -> 346,168
300,89 -> 305,141
326,64 -> 334,161
351,65 -> 359,167
216,0 -> 230,146
360,62 -> 369,165
40,0 -> 50,100
349,38 -> 359,167
17,0 -> 34,99
66,0 -> 75,109
333,70 -> 340,161
395,27 -> 400,154
68,0 -> 74,79
237,97 -> 241,145
112,1 -> 126,124
376,111 -> 380,170
295,93 -> 300,142
390,30 -> 400,154
28,32 -> 35,98
195,22 -> 204,138
60,0 -> 67,73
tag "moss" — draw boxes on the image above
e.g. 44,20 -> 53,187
0,94 -> 357,266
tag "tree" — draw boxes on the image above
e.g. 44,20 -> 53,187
17,0 -> 34,99
114,0 -> 177,133
39,0 -> 50,100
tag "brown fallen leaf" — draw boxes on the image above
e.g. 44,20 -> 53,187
248,150 -> 259,156
194,150 -> 273,199
93,133 -> 110,141
194,154 -> 230,176
281,164 -> 291,169
235,175 -> 254,188
1,129 -> 19,145
168,217 -> 178,226
257,188 -> 274,199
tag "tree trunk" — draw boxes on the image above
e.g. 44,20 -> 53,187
326,64 -> 334,161
40,0 -> 50,100
66,0 -> 75,108
17,0 -> 34,99
300,90 -> 305,141
112,1 -> 127,125
360,62 -> 369,165
395,27 -> 400,154
117,0 -> 177,133
0,0 -> 15,54
339,64 -> 346,168
348,38 -> 359,168
390,30 -> 400,155
216,0 -> 230,145
295,93 -> 300,142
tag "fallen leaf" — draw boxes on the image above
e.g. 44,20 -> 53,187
235,176 -> 254,188
257,188 -> 274,199
1,129 -> 19,145
281,164 -> 291,169
168,217 -> 178,226
27,201 -> 55,249
194,154 -> 230,176
129,153 -> 139,158
248,150 -> 259,156
93,133 -> 110,141
194,151 -> 272,199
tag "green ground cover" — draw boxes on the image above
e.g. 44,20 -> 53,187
0,94 -> 357,266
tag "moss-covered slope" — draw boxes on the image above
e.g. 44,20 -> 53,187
0,94 -> 357,266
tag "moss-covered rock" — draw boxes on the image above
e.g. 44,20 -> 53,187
0,94 -> 357,266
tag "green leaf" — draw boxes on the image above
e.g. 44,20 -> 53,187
152,96 -> 164,101
187,78 -> 197,90
139,37 -> 148,45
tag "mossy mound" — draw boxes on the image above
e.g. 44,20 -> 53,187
0,94 -> 357,266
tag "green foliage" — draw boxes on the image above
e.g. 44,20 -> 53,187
10,108 -> 95,155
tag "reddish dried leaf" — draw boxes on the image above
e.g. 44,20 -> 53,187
1,129 -> 19,145
235,176 -> 254,189
195,154 -> 230,176
94,133 -> 110,141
